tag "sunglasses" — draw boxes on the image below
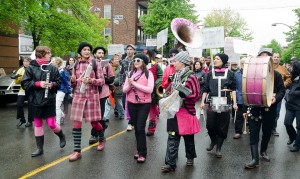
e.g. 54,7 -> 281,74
133,59 -> 142,63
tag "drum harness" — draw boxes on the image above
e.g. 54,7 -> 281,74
207,68 -> 230,113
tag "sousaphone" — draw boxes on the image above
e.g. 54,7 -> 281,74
171,18 -> 202,49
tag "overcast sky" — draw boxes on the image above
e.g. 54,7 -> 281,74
190,0 -> 300,47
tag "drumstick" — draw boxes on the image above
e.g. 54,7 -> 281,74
243,115 -> 247,134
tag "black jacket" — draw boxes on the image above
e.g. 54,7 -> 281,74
286,61 -> 300,110
21,60 -> 61,107
273,70 -> 285,104
203,69 -> 236,104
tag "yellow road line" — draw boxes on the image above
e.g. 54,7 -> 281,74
19,130 -> 127,179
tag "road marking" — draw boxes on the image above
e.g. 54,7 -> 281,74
19,130 -> 127,179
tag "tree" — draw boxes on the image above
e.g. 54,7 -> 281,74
203,8 -> 253,41
263,39 -> 282,55
0,0 -> 109,56
140,0 -> 198,51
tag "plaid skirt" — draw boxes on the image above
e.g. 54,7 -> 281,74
70,97 -> 101,123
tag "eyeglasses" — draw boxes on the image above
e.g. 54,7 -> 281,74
133,59 -> 142,63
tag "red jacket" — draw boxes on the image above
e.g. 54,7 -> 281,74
162,64 -> 175,89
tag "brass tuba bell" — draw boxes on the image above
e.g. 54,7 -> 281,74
155,84 -> 164,98
171,18 -> 202,49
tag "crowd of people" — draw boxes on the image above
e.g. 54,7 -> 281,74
14,42 -> 299,172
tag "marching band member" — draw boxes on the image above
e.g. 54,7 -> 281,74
161,48 -> 179,96
123,53 -> 154,163
21,46 -> 66,157
244,50 -> 285,169
144,50 -> 163,136
200,53 -> 238,158
161,51 -> 200,172
69,42 -> 105,161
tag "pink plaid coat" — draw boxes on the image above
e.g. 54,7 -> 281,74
70,57 -> 104,122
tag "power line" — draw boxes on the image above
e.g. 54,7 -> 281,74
195,5 -> 300,12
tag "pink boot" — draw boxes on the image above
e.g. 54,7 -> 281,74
69,152 -> 81,162
97,141 -> 106,151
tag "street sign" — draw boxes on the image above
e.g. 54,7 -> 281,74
201,27 -> 225,49
156,28 -> 168,49
114,15 -> 123,20
146,39 -> 157,47
108,44 -> 125,55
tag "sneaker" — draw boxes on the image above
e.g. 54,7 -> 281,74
137,156 -> 146,163
186,159 -> 194,166
127,124 -> 133,131
290,146 -> 300,152
97,141 -> 106,151
233,133 -> 241,139
134,153 -> 139,159
25,122 -> 33,127
146,132 -> 154,136
69,152 -> 81,162
89,136 -> 98,145
272,130 -> 279,136
287,139 -> 295,145
161,165 -> 175,173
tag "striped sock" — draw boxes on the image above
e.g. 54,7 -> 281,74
72,128 -> 82,153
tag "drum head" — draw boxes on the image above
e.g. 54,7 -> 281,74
242,56 -> 274,107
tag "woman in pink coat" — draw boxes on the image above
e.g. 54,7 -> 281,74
123,53 -> 154,163
69,42 -> 105,162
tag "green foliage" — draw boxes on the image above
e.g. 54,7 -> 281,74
0,0 -> 109,56
263,39 -> 282,55
203,8 -> 253,41
140,0 -> 198,50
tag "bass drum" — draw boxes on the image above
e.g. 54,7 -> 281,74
242,56 -> 274,107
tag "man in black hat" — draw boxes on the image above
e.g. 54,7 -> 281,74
244,51 -> 285,169
88,47 -> 114,146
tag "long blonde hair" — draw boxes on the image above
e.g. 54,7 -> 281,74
52,57 -> 64,69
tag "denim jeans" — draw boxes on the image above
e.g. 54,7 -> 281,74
273,101 -> 282,131
284,108 -> 300,148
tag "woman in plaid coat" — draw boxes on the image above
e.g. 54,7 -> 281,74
69,42 -> 105,162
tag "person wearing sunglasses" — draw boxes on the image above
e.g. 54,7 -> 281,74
123,53 -> 154,163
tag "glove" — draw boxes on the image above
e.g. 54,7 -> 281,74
168,75 -> 174,82
176,84 -> 192,97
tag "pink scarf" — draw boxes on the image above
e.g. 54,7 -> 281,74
214,68 -> 226,73
36,58 -> 49,65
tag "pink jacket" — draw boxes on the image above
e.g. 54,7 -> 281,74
123,69 -> 154,104
99,62 -> 114,99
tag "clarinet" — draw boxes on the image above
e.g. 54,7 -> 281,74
126,72 -> 140,102
40,63 -> 51,98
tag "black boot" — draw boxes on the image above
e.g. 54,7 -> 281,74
216,138 -> 224,158
260,140 -> 270,162
54,130 -> 66,148
206,136 -> 217,151
99,120 -> 108,131
245,145 -> 259,169
31,136 -> 44,157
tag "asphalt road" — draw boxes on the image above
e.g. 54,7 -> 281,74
0,101 -> 299,179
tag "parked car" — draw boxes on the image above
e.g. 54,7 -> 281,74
0,70 -> 21,105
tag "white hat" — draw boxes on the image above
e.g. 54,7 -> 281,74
155,54 -> 163,59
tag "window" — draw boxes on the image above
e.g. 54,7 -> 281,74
104,28 -> 111,37
104,5 -> 111,19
